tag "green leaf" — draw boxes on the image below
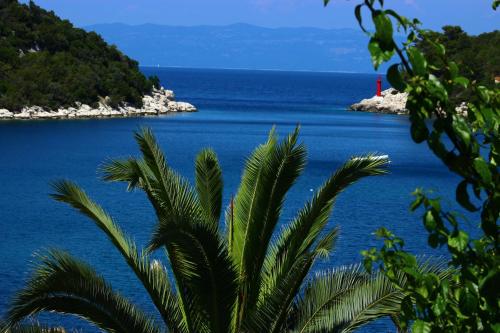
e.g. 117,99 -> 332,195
456,180 -> 478,212
412,320 -> 431,333
407,47 -> 427,76
431,295 -> 446,316
428,233 -> 439,248
410,119 -> 429,143
385,9 -> 409,29
447,231 -> 469,251
354,4 -> 367,33
427,74 -> 448,101
410,195 -> 423,211
423,211 -> 437,231
473,157 -> 492,184
448,61 -> 459,78
434,42 -> 446,57
373,12 -> 393,46
453,76 -> 469,88
453,117 -> 471,148
387,64 -> 405,91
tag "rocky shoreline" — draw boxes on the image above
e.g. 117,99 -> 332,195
350,88 -> 408,115
350,88 -> 468,117
0,87 -> 197,120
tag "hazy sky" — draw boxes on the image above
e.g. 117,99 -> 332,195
28,0 -> 498,34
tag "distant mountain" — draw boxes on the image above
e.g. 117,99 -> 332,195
86,23 -> 392,73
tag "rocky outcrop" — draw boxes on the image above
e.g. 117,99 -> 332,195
0,87 -> 197,120
350,88 -> 469,117
350,88 -> 408,115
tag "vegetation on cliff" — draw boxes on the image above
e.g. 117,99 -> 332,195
0,0 -> 159,111
416,25 -> 499,88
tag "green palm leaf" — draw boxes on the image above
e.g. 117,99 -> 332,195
1,322 -> 69,333
195,148 -> 223,226
50,180 -> 183,332
262,155 -> 389,304
229,126 -> 307,329
132,128 -> 237,333
6,250 -> 160,333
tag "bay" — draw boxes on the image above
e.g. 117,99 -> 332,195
0,67 -> 458,331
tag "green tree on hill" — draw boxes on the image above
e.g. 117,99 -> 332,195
0,0 -> 159,111
416,25 -> 500,88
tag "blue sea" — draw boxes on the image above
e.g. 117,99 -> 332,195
0,68 -> 463,331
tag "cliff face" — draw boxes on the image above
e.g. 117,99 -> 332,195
350,88 -> 408,115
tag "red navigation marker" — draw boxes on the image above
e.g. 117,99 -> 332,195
376,76 -> 382,97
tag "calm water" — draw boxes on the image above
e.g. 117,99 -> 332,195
0,68 -> 461,331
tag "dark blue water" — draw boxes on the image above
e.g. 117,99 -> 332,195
0,68 -> 462,331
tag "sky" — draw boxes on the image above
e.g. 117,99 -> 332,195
27,0 -> 498,34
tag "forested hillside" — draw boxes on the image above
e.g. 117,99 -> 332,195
416,26 -> 499,88
0,0 -> 159,111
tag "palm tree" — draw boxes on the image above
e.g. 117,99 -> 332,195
5,127 -> 411,333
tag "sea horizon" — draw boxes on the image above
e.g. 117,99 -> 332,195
139,65 -> 386,76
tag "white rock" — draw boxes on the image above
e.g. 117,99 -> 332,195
350,88 -> 408,114
0,109 -> 13,119
351,88 -> 469,117
14,111 -> 31,119
167,101 -> 197,112
0,86 -> 196,120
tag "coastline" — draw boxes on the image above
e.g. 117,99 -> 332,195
0,87 -> 197,120
349,88 -> 408,115
350,88 -> 468,117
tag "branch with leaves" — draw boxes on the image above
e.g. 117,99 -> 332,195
323,0 -> 499,332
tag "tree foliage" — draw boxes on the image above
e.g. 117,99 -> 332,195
415,26 -> 499,89
0,0 -> 159,111
323,0 -> 500,332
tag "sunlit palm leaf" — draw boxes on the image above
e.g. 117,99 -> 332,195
6,250 -> 160,333
262,155 -> 390,307
50,180 -> 183,332
195,148 -> 223,226
131,128 -> 237,333
229,126 -> 307,329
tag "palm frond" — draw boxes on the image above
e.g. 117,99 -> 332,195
195,148 -> 223,227
6,250 -> 160,333
126,129 -> 236,333
327,274 -> 404,333
149,214 -> 238,333
292,257 -> 451,333
1,322 -> 68,333
227,127 -> 277,265
50,180 -> 183,332
247,252 -> 316,333
251,228 -> 340,333
291,265 -> 373,333
101,157 -> 144,191
229,126 -> 307,328
262,154 -> 390,309
9,127 -> 415,333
